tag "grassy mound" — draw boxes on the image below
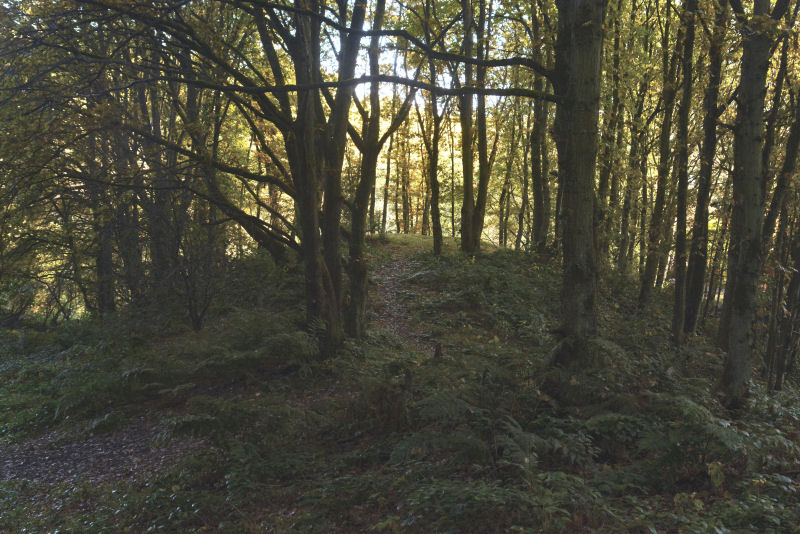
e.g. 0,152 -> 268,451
1,236 -> 799,532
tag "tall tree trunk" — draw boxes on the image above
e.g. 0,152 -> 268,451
765,204 -> 790,389
671,0 -> 696,345
347,141 -> 381,338
603,106 -> 624,257
656,195 -> 676,289
137,84 -> 180,298
503,184 -> 513,247
424,18 -> 445,256
429,106 -> 443,254
319,0 -> 367,350
595,0 -> 622,266
459,0 -> 476,253
381,63 -> 400,237
395,143 -> 402,233
553,173 -> 562,251
702,182 -> 731,326
369,183 -> 376,233
498,100 -> 519,248
86,132 -> 116,314
762,90 -> 800,252
95,211 -> 116,314
617,86 -> 647,273
617,179 -> 634,272
773,223 -> 800,390
421,165 -> 430,235
498,179 -> 509,246
470,0 -> 494,252
684,0 -> 728,333
450,119 -> 457,236
531,60 -> 551,252
639,7 -> 680,306
112,124 -> 145,305
718,2 -> 791,352
381,133 -> 392,235
401,131 -> 411,234
345,1 -> 384,338
516,112 -> 533,251
289,95 -> 326,328
116,201 -> 144,304
281,0 -> 367,352
552,0 -> 607,366
721,0 -> 780,406
540,96 -> 552,252
92,174 -> 116,312
639,171 -> 648,273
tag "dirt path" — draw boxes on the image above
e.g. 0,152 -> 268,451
0,418 -> 204,485
369,252 -> 433,355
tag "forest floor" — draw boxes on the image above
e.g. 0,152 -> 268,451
1,234 -> 800,533
369,239 -> 433,354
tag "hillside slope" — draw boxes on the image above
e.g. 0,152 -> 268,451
1,235 -> 799,533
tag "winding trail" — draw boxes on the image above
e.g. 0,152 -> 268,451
369,249 -> 433,355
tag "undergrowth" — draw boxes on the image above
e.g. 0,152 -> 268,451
1,237 -> 799,533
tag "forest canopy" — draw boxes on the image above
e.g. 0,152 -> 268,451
1,0 -> 800,410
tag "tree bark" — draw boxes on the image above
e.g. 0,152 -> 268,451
684,0 -> 728,333
639,8 -> 680,306
772,228 -> 800,390
721,0 -> 775,406
552,0 -> 607,365
531,52 -> 551,253
459,0 -> 476,253
470,0 -> 494,252
381,133 -> 392,235
516,111 -> 532,251
617,85 -> 647,273
498,99 -> 519,248
429,110 -> 443,255
595,0 -> 622,265
671,0 -> 696,345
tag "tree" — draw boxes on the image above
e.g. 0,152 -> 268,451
671,0 -> 697,344
551,0 -> 607,365
346,0 -> 415,337
639,0 -> 680,307
721,0 -> 791,406
684,0 -> 729,333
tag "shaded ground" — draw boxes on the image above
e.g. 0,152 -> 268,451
0,238 -> 421,490
370,254 -> 433,354
0,418 -> 204,485
2,235 -> 800,532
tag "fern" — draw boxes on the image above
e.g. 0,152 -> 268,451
389,430 -> 491,465
495,417 -> 541,484
414,391 -> 479,428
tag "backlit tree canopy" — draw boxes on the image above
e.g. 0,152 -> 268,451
3,0 -> 800,405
